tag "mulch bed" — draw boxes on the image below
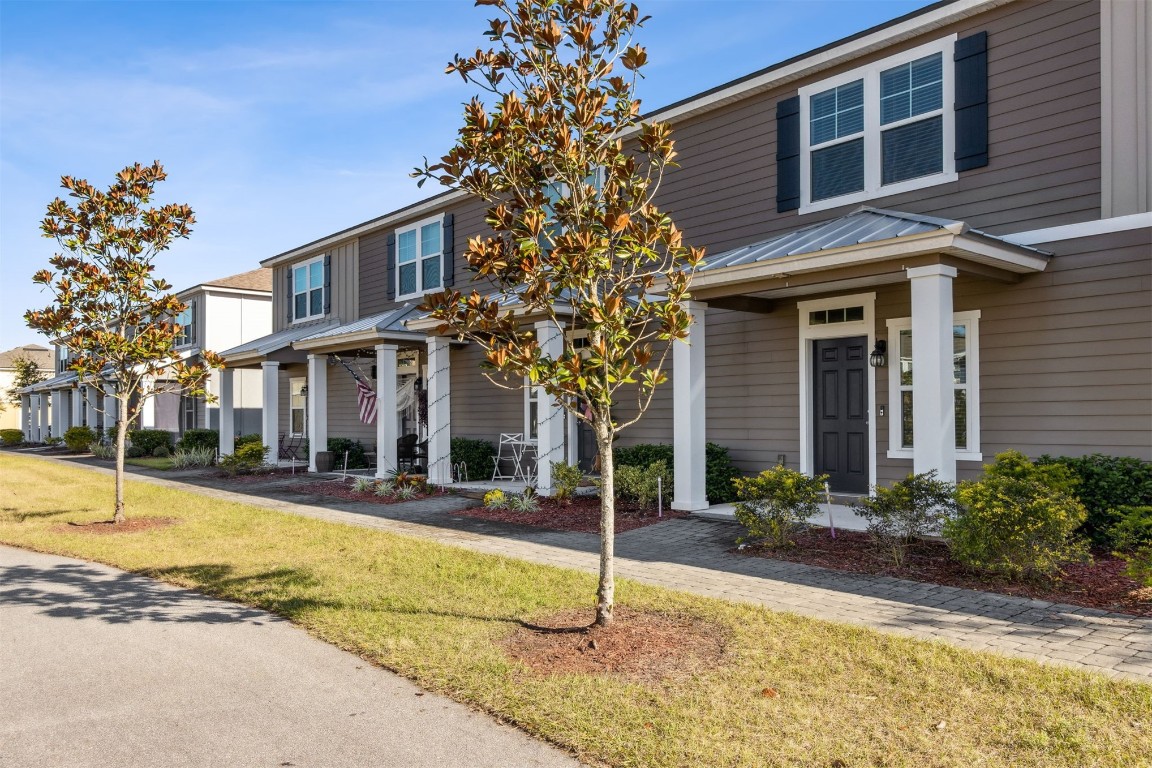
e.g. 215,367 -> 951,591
292,478 -> 444,505
456,495 -> 689,533
216,469 -> 301,484
734,527 -> 1152,617
54,517 -> 178,535
503,607 -> 726,683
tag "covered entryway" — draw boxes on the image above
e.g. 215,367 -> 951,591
812,336 -> 869,493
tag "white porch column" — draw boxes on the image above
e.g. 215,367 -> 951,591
139,377 -> 156,429
70,385 -> 83,430
50,389 -> 64,438
425,337 -> 452,485
907,264 -> 957,482
374,344 -> 399,478
534,321 -> 566,495
566,407 -> 579,466
260,362 -> 280,459
307,354 -> 328,473
21,394 -> 33,442
673,300 -> 709,511
38,394 -> 50,442
219,368 -> 236,456
85,385 -> 98,430
102,383 -> 117,437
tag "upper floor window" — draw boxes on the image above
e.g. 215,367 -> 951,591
396,216 -> 443,300
799,35 -> 957,214
174,300 -> 196,347
293,256 -> 326,322
56,345 -> 69,373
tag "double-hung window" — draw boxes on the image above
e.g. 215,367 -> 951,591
886,310 -> 981,460
174,300 -> 195,347
395,216 -> 443,300
800,35 -> 957,213
292,256 -> 326,322
289,378 -> 306,436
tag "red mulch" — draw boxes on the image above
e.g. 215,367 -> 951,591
503,607 -> 726,683
292,478 -> 443,505
54,517 -> 178,535
217,469 -> 298,484
456,495 -> 689,533
735,527 -> 1152,617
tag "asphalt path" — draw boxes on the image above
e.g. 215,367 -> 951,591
0,545 -> 583,768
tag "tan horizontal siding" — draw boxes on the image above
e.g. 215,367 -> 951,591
450,343 -> 522,446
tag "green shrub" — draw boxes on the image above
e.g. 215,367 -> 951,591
1036,454 -> 1152,545
508,488 -> 540,513
451,438 -> 496,481
945,451 -> 1089,580
218,442 -> 269,475
614,442 -> 740,504
45,436 -> 64,446
484,489 -> 508,509
125,446 -> 146,458
128,429 -> 172,455
858,471 -> 958,567
171,447 -> 215,469
178,428 -> 218,452
732,466 -> 827,547
550,461 -> 584,501
91,443 -> 115,460
1109,506 -> 1152,587
326,437 -> 369,470
235,433 -> 263,447
352,476 -> 375,493
613,461 -> 670,510
152,444 -> 171,458
0,429 -> 24,446
62,426 -> 97,452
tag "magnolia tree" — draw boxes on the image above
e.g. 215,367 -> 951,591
26,162 -> 220,523
416,0 -> 702,625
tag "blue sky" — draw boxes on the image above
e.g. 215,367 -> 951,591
0,0 -> 932,350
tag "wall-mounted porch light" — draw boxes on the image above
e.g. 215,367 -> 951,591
869,339 -> 887,368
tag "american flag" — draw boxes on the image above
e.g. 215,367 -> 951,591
355,378 -> 377,424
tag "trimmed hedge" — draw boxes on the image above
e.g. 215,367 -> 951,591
451,438 -> 496,481
1036,454 -> 1152,545
0,429 -> 24,446
178,428 -> 219,452
128,429 -> 172,455
613,442 -> 741,504
63,426 -> 97,452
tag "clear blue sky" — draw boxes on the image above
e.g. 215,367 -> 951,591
0,0 -> 932,350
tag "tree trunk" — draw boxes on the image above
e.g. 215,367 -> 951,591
594,419 -> 615,626
113,391 -> 127,524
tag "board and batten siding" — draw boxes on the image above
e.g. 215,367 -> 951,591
655,0 -> 1102,259
271,239 -> 359,333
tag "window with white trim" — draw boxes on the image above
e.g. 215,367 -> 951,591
174,300 -> 195,347
396,216 -> 443,300
800,35 -> 957,213
292,257 -> 326,322
289,377 -> 306,436
886,310 -> 980,459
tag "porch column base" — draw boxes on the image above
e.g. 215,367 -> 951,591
672,301 -> 708,511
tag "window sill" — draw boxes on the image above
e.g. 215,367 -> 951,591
887,449 -> 983,462
395,289 -> 440,303
800,170 -> 958,216
291,315 -> 327,325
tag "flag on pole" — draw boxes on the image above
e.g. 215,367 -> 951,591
355,378 -> 378,424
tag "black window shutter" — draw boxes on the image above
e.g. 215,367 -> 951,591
323,254 -> 332,315
954,31 -> 988,172
385,233 -> 396,301
190,299 -> 197,345
441,213 -> 455,288
285,268 -> 293,324
776,95 -> 801,212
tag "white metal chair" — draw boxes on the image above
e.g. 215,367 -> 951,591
491,433 -> 525,481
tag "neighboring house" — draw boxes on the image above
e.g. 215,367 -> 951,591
0,344 -> 52,433
20,268 -> 272,444
220,0 -> 1151,507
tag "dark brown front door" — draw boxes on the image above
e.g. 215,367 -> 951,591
813,336 -> 869,493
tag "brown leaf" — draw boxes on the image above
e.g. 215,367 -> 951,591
761,687 -> 778,698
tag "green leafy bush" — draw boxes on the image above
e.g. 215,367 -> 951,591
484,489 -> 508,509
858,471 -> 958,567
218,442 -> 269,475
508,488 -> 540,513
128,429 -> 172,455
945,451 -> 1089,580
1110,506 -> 1152,587
235,433 -> 263,447
91,443 -> 115,460
352,476 -> 375,493
45,436 -> 64,446
451,438 -> 496,481
614,442 -> 740,504
732,466 -> 827,546
63,426 -> 97,452
1036,454 -> 1152,545
178,428 -> 218,452
326,437 -> 369,470
550,461 -> 584,501
152,444 -> 171,458
171,447 -> 215,469
125,446 -> 145,458
613,461 -> 670,510
0,429 -> 24,446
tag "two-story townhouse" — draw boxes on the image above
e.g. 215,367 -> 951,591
1,344 -> 51,435
222,0 -> 1150,507
20,268 -> 273,445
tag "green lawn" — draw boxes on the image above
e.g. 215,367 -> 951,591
1,452 -> 1149,768
123,456 -> 175,470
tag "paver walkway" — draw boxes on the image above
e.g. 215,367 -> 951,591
31,456 -> 1152,682
0,545 -> 583,768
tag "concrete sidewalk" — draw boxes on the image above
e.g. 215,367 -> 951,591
26,456 -> 1152,682
0,545 -> 583,768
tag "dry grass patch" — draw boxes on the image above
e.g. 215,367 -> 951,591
1,453 -> 1150,768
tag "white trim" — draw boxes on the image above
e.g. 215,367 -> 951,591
799,35 -> 958,215
395,213 -> 446,302
1000,212 -> 1152,246
796,292 -> 877,490
291,255 -> 327,324
886,309 -> 982,462
288,376 -> 307,437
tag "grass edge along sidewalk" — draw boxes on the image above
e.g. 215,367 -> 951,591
1,453 -> 1149,768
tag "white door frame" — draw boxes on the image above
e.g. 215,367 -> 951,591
796,292 -> 877,491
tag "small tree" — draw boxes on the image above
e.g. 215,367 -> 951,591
3,354 -> 47,412
25,162 -> 221,523
415,0 -> 702,625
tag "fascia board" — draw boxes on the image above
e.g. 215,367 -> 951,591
293,329 -> 426,352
